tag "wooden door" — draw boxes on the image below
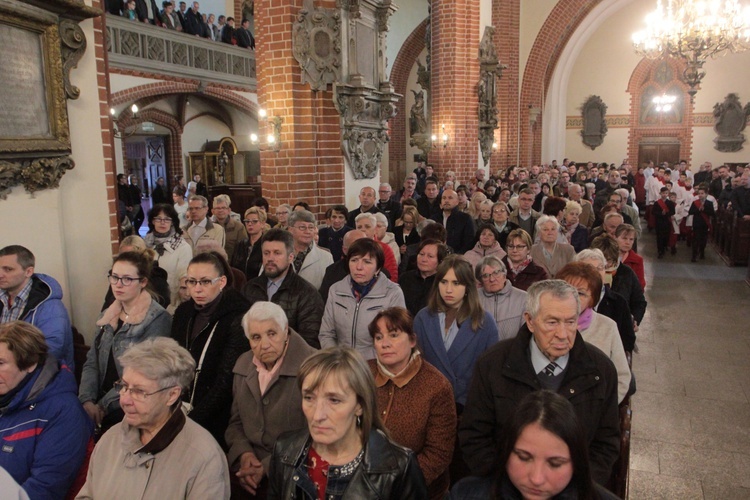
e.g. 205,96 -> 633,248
638,142 -> 680,167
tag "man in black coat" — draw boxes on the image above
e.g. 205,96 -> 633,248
221,17 -> 236,44
242,229 -> 324,349
431,188 -> 475,255
417,178 -> 442,219
459,280 -> 620,486
151,176 -> 169,206
235,18 -> 255,49
183,1 -> 209,37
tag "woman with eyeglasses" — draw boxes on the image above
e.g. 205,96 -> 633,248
474,256 -> 527,341
170,251 -> 250,448
231,207 -> 266,280
502,229 -> 549,291
77,338 -> 230,499
79,250 -> 172,435
393,205 -> 423,258
145,203 -> 193,300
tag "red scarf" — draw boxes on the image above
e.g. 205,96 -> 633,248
656,198 -> 669,214
692,199 -> 712,231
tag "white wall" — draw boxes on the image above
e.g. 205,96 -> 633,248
0,13 -> 115,341
386,0 -> 429,78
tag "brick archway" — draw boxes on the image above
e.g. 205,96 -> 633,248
388,18 -> 428,188
626,57 -> 694,167
111,82 -> 259,116
117,109 -> 185,182
520,0 -> 603,166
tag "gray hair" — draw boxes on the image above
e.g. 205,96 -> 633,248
288,209 -> 315,226
119,337 -> 196,391
575,248 -> 606,267
355,212 -> 377,226
277,203 -> 293,214
535,214 -> 560,232
189,195 -> 208,207
195,239 -> 228,259
373,212 -> 389,227
242,301 -> 288,339
474,255 -> 506,281
379,182 -> 392,191
416,219 -> 435,236
213,194 -> 231,207
525,279 -> 580,319
603,212 -> 624,224
615,188 -> 630,200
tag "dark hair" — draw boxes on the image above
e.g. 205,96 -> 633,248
293,201 -> 311,212
346,238 -> 385,272
147,203 -> 183,235
0,321 -> 48,371
543,196 -> 567,217
599,202 -> 619,220
589,234 -> 620,264
253,197 -> 270,211
112,250 -> 156,297
172,186 -> 186,197
420,222 -> 447,243
367,307 -> 415,343
227,16 -> 234,22
418,238 -> 449,262
0,245 -> 35,269
189,250 -> 232,281
475,223 -> 500,242
496,391 -> 594,500
261,228 -> 294,255
615,223 -> 636,238
427,255 -> 485,331
330,204 -> 348,218
555,262 -> 602,309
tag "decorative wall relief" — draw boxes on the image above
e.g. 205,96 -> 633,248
477,27 -> 506,166
0,0 -> 99,199
333,0 -> 400,179
713,93 -> 750,152
292,0 -> 341,91
580,95 -> 608,150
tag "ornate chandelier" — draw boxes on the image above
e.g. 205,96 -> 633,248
632,0 -> 750,99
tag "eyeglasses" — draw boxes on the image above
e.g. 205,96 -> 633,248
153,217 -> 172,224
185,277 -> 222,287
293,225 -> 316,232
114,380 -> 174,402
480,269 -> 504,281
243,219 -> 261,225
276,211 -> 289,216
107,273 -> 142,286
507,244 -> 528,250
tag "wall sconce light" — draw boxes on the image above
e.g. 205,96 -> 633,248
110,104 -> 139,139
250,113 -> 283,153
431,125 -> 448,149
492,142 -> 498,150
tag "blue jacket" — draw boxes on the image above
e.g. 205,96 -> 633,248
1,274 -> 74,369
414,308 -> 498,406
0,356 -> 92,500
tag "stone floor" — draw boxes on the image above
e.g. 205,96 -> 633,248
627,229 -> 750,499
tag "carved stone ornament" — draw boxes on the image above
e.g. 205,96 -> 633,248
0,156 -> 75,199
477,27 -> 506,166
293,0 -> 341,91
713,93 -> 750,153
335,83 -> 399,179
580,95 -> 608,150
59,19 -> 86,99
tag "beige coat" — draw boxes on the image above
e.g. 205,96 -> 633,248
297,243 -> 333,290
76,410 -> 230,500
530,242 -> 576,278
580,312 -> 631,403
182,218 -> 226,255
225,329 -> 317,471
214,216 -> 247,263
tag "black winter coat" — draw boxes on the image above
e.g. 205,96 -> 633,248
268,428 -> 428,499
170,289 -> 250,448
242,269 -> 324,349
232,237 -> 263,280
611,263 -> 647,324
459,326 -> 620,486
596,286 -> 636,352
398,270 -> 435,317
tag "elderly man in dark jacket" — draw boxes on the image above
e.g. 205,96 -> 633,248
459,279 -> 620,486
242,229 -> 324,349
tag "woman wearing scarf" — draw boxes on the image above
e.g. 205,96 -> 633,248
79,250 -> 172,435
490,201 -> 519,250
367,308 -> 456,500
145,204 -> 193,300
502,228 -> 548,291
557,262 -> 632,403
319,239 -> 405,360
563,200 -> 590,252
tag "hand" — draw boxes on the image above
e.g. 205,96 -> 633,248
400,244 -> 407,254
237,452 -> 264,494
744,215 -> 750,221
83,401 -> 105,426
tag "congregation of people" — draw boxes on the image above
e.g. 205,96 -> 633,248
108,0 -> 256,49
3,157 -> 750,499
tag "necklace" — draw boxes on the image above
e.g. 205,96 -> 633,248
121,304 -> 130,321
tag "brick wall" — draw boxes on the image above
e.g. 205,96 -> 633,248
431,0 -> 481,182
254,0 -> 345,217
388,19 -> 428,188
492,0 -> 520,170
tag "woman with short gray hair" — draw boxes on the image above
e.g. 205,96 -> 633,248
77,337 -> 230,499
475,256 -> 527,341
